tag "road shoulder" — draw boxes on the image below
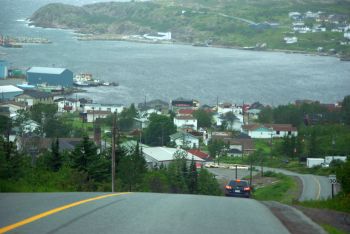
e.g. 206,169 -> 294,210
263,201 -> 327,234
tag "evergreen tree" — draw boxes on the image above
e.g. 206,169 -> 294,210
188,157 -> 198,194
70,136 -> 108,184
118,142 -> 147,191
50,138 -> 62,172
342,95 -> 350,125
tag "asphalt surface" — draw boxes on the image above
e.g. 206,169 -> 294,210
208,167 -> 333,201
260,167 -> 333,201
0,192 -> 290,234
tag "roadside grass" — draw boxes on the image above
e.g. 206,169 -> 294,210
252,172 -> 298,204
295,194 -> 350,214
321,224 -> 348,234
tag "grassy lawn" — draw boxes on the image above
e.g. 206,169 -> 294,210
252,172 -> 299,204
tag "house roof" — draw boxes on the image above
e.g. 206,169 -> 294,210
18,90 -> 53,99
242,124 -> 297,132
178,109 -> 195,115
187,149 -> 210,160
27,67 -> 67,75
143,147 -> 204,162
0,85 -> 23,93
175,116 -> 196,120
87,110 -> 111,115
170,132 -> 197,140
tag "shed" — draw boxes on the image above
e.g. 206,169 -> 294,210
27,67 -> 73,87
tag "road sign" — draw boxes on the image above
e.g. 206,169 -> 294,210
329,174 -> 337,184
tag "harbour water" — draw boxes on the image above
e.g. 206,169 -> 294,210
1,0 -> 349,105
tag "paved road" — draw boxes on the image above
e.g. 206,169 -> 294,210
208,167 -> 333,201
261,167 -> 333,201
0,192 -> 290,234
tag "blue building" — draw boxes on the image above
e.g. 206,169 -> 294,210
0,60 -> 8,79
27,67 -> 73,87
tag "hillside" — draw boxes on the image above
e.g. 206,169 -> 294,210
30,0 -> 350,54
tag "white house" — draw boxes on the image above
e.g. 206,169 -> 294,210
217,103 -> 242,115
174,116 -> 198,130
0,102 -> 26,118
56,98 -> 80,113
242,124 -> 298,139
142,147 -> 204,168
86,110 -> 111,123
170,132 -> 199,149
83,103 -> 124,114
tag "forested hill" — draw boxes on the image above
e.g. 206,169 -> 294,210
30,0 -> 350,52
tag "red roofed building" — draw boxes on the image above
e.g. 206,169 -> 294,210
187,149 -> 212,161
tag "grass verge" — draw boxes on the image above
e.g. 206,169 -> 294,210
321,224 -> 348,234
252,172 -> 298,204
295,194 -> 350,213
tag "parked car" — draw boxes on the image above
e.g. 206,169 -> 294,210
224,179 -> 251,198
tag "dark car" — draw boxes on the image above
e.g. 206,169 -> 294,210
225,179 -> 251,198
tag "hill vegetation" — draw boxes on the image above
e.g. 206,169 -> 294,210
30,0 -> 350,54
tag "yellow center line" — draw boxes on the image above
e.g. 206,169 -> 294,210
0,192 -> 130,233
312,176 -> 321,200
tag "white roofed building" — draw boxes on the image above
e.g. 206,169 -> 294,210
142,147 -> 205,168
0,85 -> 24,100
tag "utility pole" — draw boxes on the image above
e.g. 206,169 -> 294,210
235,164 -> 238,179
249,155 -> 253,187
111,111 -> 117,192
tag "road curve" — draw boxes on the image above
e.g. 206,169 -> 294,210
0,192 -> 290,234
208,167 -> 333,201
261,167 -> 333,201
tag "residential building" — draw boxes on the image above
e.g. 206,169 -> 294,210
170,132 -> 199,149
86,110 -> 111,123
0,101 -> 26,118
26,67 -> 73,87
18,137 -> 83,153
242,124 -> 298,139
171,98 -> 199,112
83,103 -> 124,114
15,90 -> 53,107
0,85 -> 23,100
174,116 -> 198,130
55,98 -> 80,112
138,99 -> 169,113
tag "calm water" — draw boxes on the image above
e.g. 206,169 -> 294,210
1,0 -> 349,105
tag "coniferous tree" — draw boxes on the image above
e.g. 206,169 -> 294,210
188,157 -> 198,194
50,138 -> 61,172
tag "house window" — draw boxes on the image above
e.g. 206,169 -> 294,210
288,131 -> 291,135
276,131 -> 280,135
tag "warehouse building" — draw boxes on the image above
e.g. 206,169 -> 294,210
27,67 -> 73,87
0,85 -> 24,101
0,60 -> 8,79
